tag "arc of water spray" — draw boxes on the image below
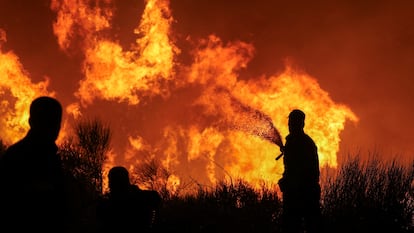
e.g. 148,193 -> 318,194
214,88 -> 284,160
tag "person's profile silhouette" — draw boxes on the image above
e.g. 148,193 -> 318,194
0,96 -> 67,232
28,96 -> 62,142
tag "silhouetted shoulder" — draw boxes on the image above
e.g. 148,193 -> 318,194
128,185 -> 161,208
0,139 -> 28,170
144,189 -> 162,206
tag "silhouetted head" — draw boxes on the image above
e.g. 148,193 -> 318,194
288,109 -> 305,134
28,96 -> 62,142
108,166 -> 131,193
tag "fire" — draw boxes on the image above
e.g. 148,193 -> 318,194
178,35 -> 358,186
0,0 -> 359,193
0,29 -> 54,145
51,0 -> 179,106
50,0 -> 113,52
230,65 -> 360,168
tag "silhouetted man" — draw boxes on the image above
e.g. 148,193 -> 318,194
278,109 -> 321,233
0,96 -> 67,232
97,166 -> 162,233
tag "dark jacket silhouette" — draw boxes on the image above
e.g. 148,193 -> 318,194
278,109 -> 321,233
97,166 -> 161,233
0,96 -> 67,232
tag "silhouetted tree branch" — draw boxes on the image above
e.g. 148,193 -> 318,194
60,117 -> 111,194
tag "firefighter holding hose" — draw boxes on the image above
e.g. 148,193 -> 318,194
277,109 -> 321,233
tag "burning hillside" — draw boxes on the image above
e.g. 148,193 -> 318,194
0,0 -> 358,191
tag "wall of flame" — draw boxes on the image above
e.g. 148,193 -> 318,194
0,0 -> 358,192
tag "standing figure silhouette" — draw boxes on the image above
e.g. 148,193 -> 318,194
278,109 -> 321,233
96,166 -> 162,233
0,96 -> 67,232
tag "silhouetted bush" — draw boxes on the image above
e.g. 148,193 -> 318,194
322,156 -> 414,233
59,118 -> 112,232
53,121 -> 412,233
132,157 -> 175,200
155,179 -> 283,233
131,154 -> 413,233
61,118 -> 111,193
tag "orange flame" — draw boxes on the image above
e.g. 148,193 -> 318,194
49,0 -> 359,192
0,29 -> 55,145
50,0 -> 113,52
52,0 -> 179,106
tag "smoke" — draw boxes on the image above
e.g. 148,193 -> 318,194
0,29 -> 6,45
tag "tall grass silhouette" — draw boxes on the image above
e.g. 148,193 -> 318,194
322,155 -> 413,233
156,179 -> 283,233
0,134 -> 412,232
135,154 -> 412,233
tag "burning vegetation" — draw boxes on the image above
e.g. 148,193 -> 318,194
0,0 -> 358,193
